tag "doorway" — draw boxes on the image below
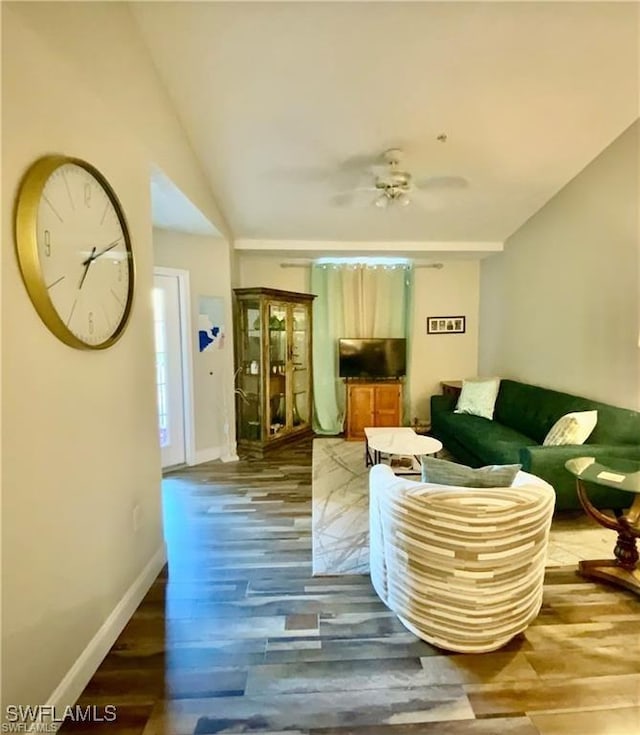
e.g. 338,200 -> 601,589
153,267 -> 195,468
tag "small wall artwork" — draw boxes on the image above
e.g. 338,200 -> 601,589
427,315 -> 466,334
198,296 -> 225,352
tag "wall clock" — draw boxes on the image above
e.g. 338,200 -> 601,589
15,155 -> 135,349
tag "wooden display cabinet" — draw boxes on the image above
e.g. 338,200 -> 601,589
233,287 -> 315,456
345,380 -> 403,440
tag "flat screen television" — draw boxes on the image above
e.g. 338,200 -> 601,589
338,338 -> 406,379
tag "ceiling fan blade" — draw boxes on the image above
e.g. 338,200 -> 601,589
414,175 -> 470,191
329,192 -> 356,207
338,152 -> 386,173
409,190 -> 446,211
330,189 -> 380,208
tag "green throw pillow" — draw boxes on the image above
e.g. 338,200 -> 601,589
421,456 -> 521,488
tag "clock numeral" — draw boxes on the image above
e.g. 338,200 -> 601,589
84,183 -> 92,208
88,312 -> 95,335
117,261 -> 123,282
44,230 -> 51,257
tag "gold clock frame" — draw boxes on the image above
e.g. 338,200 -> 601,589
14,155 -> 135,350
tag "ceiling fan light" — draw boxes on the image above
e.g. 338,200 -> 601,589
374,194 -> 389,208
398,192 -> 411,207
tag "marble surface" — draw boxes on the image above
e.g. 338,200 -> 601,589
312,438 -> 618,576
312,439 -> 369,575
365,427 -> 442,456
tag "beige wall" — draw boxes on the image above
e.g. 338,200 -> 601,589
236,254 -> 480,422
153,229 -> 236,460
410,263 -> 479,421
237,255 -> 309,293
479,121 -> 639,410
1,3 -> 227,708
8,1 -> 230,240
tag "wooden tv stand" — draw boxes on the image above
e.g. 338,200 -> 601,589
345,380 -> 403,440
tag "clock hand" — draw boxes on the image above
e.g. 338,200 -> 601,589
78,237 -> 121,290
78,246 -> 97,290
92,238 -> 121,261
82,238 -> 120,266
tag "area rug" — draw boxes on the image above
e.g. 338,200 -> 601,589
312,438 -> 369,576
312,437 -> 614,577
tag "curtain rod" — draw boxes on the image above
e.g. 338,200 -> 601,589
279,262 -> 444,269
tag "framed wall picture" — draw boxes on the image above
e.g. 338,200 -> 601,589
198,295 -> 226,351
427,315 -> 466,334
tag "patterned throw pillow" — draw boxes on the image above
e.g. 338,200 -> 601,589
543,410 -> 598,446
454,377 -> 501,420
421,456 -> 521,488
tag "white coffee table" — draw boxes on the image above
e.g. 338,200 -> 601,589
364,427 -> 443,474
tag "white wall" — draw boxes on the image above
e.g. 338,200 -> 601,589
479,121 -> 639,410
153,229 -> 237,462
236,253 -> 480,422
1,3 -> 229,708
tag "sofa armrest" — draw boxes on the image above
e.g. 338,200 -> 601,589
431,393 -> 457,415
520,443 -> 640,471
520,444 -> 639,510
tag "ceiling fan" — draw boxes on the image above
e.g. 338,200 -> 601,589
370,148 -> 413,208
331,148 -> 468,209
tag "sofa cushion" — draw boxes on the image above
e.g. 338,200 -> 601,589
543,410 -> 598,446
435,410 -> 535,465
454,377 -> 500,420
421,456 -> 521,487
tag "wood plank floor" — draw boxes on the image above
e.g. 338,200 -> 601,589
62,439 -> 640,734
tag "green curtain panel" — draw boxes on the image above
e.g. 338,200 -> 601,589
311,262 -> 413,434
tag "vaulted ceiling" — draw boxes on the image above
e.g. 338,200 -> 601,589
133,2 -> 638,251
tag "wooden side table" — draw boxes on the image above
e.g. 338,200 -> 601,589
441,380 -> 462,399
565,456 -> 640,595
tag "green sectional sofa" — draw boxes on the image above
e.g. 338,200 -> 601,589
430,379 -> 640,511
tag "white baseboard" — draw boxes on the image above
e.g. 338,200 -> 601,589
46,544 -> 167,710
191,446 -> 223,465
221,442 -> 239,463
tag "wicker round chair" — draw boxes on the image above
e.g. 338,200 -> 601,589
369,463 -> 555,653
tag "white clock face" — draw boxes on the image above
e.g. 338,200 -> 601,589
32,161 -> 133,347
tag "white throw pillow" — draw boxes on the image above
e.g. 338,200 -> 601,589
454,377 -> 500,420
543,410 -> 598,446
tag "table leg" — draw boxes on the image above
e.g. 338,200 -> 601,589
364,438 -> 380,467
576,479 -> 640,595
613,525 -> 640,571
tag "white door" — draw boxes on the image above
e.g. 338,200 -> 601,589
153,273 -> 186,468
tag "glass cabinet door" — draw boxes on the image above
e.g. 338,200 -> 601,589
267,302 -> 288,437
236,300 -> 262,442
234,287 -> 315,455
291,304 -> 311,428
